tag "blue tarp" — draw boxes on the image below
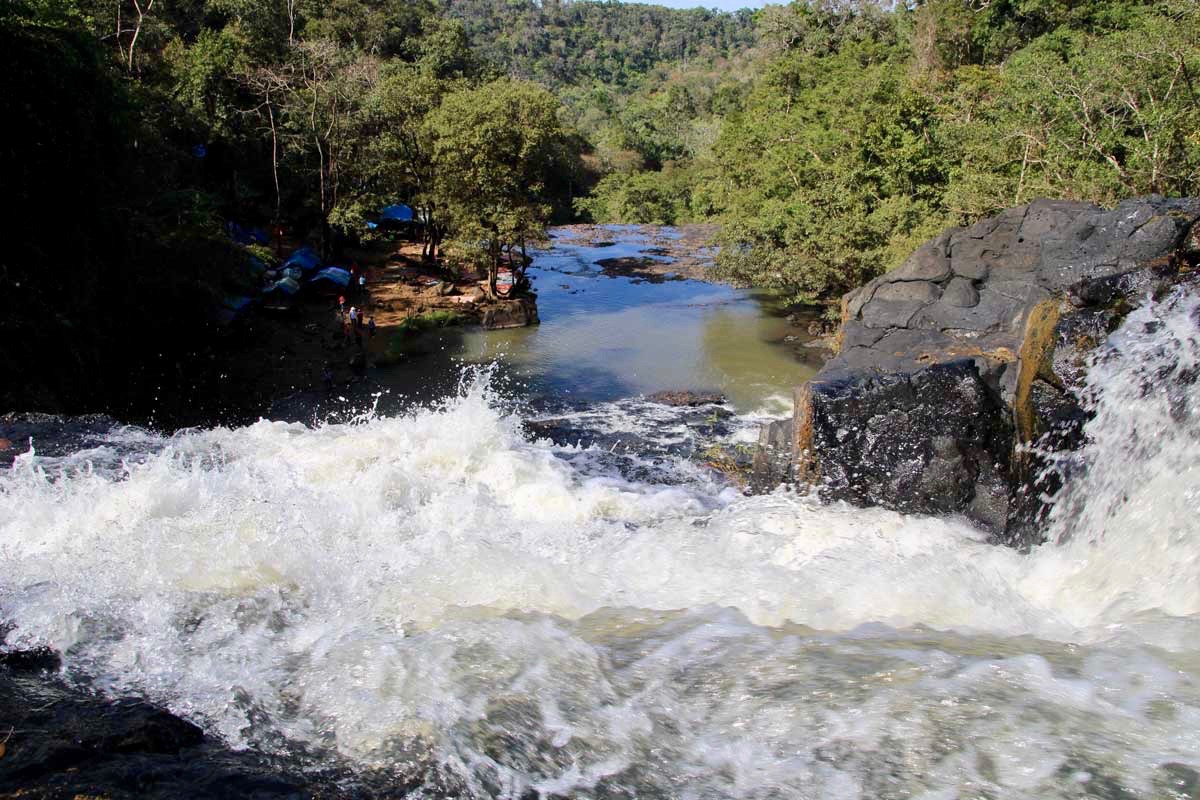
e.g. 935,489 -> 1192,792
381,204 -> 414,222
281,247 -> 321,273
309,267 -> 351,288
368,203 -> 415,228
263,277 -> 301,295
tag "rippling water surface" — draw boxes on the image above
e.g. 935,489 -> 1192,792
1,260 -> 1199,797
291,225 -> 816,420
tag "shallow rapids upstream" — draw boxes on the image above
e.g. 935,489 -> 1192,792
3,290 -> 1200,799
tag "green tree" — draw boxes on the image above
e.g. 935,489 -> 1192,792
426,78 -> 577,295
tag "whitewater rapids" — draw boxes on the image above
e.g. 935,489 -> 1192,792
2,291 -> 1199,798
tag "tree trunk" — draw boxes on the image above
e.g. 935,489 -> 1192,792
126,0 -> 154,74
487,237 -> 501,297
267,91 -> 281,222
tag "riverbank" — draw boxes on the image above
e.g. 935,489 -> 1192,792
202,242 -> 538,424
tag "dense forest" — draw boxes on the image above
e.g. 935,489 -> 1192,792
584,0 -> 1200,309
2,0 -> 1198,417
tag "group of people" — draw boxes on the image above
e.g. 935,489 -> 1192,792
337,294 -> 375,347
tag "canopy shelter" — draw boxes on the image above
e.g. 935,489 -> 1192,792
281,247 -> 321,274
263,276 -> 301,295
381,204 -> 413,222
309,267 -> 351,289
367,203 -> 415,229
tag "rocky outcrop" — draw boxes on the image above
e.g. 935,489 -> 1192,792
783,196 -> 1200,544
0,648 -> 312,798
480,297 -> 540,330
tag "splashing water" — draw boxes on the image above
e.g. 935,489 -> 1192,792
2,295 -> 1200,797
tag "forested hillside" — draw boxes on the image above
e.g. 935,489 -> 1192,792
584,0 -> 1200,310
442,0 -> 755,86
4,0 -> 1199,417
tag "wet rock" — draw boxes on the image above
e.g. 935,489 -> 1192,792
793,359 -> 1013,526
790,197 -> 1200,545
749,417 -> 793,492
0,662 -> 310,799
646,390 -> 726,407
0,646 -> 61,672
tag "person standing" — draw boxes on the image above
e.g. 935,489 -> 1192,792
358,273 -> 367,301
368,316 -> 376,338
349,306 -> 357,327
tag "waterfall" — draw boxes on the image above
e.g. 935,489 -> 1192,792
2,289 -> 1198,798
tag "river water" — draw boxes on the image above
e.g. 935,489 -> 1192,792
1,230 -> 1199,798
286,226 -> 817,425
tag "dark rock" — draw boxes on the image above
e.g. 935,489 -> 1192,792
0,665 -> 311,799
860,280 -> 942,329
788,197 -> 1200,545
646,390 -> 726,407
941,277 -> 980,308
749,418 -> 793,492
0,646 -> 61,672
793,359 -> 1013,528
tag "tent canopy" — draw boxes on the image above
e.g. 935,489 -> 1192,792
380,204 -> 414,222
310,267 -> 350,288
282,247 -> 321,273
261,277 -> 300,295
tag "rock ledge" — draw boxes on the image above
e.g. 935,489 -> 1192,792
773,196 -> 1200,543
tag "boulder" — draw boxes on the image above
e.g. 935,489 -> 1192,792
749,417 -> 793,493
782,196 -> 1200,544
481,298 -> 540,330
646,390 -> 726,407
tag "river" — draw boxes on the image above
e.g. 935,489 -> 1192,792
1,227 -> 1198,798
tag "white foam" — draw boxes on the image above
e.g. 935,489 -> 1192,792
0,292 -> 1198,796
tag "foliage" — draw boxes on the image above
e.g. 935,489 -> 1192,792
699,0 -> 1200,309
427,79 -> 579,294
577,163 -> 712,225
440,0 -> 756,87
